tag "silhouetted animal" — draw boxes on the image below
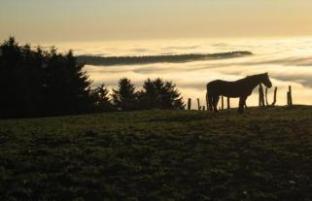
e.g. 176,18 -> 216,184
206,73 -> 272,113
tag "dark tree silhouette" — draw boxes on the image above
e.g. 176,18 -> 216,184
0,37 -> 93,118
138,78 -> 158,109
0,38 -> 186,118
0,37 -> 35,117
42,49 -> 92,115
91,83 -> 114,112
112,78 -> 138,111
138,78 -> 185,110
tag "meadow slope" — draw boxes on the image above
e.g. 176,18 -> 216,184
0,106 -> 311,201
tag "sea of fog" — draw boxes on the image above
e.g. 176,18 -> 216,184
44,37 -> 312,108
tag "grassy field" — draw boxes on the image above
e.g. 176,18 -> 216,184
0,106 -> 311,201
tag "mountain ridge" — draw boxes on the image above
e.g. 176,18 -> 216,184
77,51 -> 252,66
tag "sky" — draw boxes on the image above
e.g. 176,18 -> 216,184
1,0 -> 312,42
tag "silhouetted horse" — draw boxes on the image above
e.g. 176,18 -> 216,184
206,73 -> 272,113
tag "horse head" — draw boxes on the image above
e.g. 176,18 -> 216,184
262,72 -> 272,88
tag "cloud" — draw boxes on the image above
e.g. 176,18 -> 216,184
84,60 -> 312,107
80,37 -> 312,107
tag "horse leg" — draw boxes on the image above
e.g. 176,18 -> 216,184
206,92 -> 211,112
213,96 -> 220,112
208,95 -> 214,112
238,96 -> 247,113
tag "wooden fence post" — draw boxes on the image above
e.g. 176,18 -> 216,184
258,84 -> 265,107
187,98 -> 192,110
287,86 -> 293,106
197,98 -> 201,110
271,87 -> 277,106
227,97 -> 231,109
221,96 -> 224,110
265,87 -> 269,106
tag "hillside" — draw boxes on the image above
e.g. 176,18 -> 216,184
0,106 -> 311,201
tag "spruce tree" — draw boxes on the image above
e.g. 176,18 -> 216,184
0,37 -> 93,118
139,78 -> 184,110
91,84 -> 114,112
112,78 -> 138,111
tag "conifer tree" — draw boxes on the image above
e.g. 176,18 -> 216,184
112,78 -> 138,111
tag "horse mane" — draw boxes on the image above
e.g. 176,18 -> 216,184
244,73 -> 265,81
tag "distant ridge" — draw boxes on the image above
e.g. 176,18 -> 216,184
77,51 -> 252,66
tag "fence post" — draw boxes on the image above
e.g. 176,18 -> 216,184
221,96 -> 224,110
271,87 -> 277,106
287,86 -> 293,106
197,98 -> 201,110
227,97 -> 230,109
187,98 -> 192,110
259,84 -> 265,107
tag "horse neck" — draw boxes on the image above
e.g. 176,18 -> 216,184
245,76 -> 263,90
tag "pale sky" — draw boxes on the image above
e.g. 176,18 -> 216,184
1,0 -> 312,42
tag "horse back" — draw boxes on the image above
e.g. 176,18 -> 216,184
207,80 -> 247,97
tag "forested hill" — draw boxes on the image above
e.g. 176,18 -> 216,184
77,51 -> 252,66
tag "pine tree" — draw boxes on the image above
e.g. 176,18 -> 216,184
139,78 -> 184,110
91,84 -> 114,112
138,78 -> 158,109
112,78 -> 138,111
0,37 -> 93,118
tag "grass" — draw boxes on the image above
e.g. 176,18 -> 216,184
0,106 -> 311,201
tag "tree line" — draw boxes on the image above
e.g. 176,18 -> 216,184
77,51 -> 252,66
0,38 -> 184,118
